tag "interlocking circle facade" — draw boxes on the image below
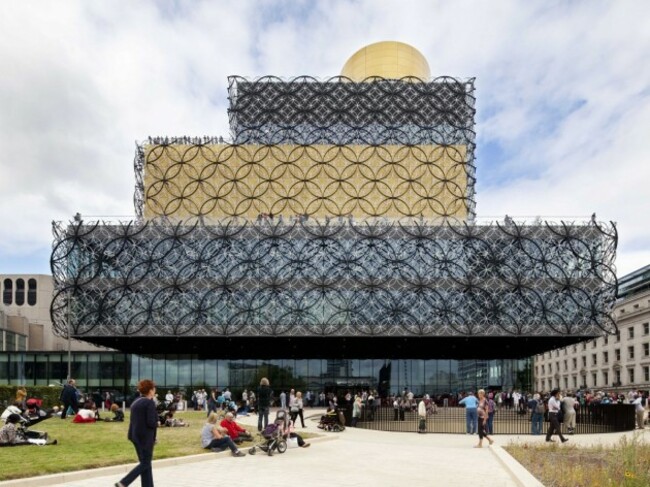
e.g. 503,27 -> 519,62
51,63 -> 617,359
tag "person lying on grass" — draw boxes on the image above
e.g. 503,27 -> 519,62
73,405 -> 99,423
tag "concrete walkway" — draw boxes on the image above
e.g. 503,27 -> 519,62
2,409 -> 648,487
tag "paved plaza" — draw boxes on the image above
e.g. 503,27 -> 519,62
1,409 -> 647,487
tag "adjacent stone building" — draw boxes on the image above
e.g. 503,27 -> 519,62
1,274 -> 100,352
534,264 -> 650,393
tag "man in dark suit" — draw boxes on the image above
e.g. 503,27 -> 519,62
59,379 -> 79,419
116,379 -> 158,487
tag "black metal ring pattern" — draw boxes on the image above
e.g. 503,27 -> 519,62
227,76 -> 475,145
50,218 -> 617,339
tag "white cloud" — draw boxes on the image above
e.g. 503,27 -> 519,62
0,0 -> 648,277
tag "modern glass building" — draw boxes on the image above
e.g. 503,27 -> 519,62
45,42 -> 617,396
1,353 -> 531,397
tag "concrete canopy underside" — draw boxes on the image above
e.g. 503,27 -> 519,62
82,335 -> 590,359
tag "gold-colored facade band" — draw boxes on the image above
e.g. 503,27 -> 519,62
143,143 -> 469,220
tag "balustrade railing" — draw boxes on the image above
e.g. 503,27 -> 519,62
353,403 -> 635,434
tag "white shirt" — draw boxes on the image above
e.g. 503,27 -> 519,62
548,396 -> 561,413
633,397 -> 645,413
1,405 -> 22,422
77,408 -> 95,420
418,400 -> 426,417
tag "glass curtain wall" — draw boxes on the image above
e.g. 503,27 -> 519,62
0,353 -> 532,396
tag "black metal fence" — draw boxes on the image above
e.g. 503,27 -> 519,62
354,404 -> 635,434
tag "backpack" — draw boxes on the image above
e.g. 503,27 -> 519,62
535,400 -> 545,415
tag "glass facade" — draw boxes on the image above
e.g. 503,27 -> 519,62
0,330 -> 27,352
0,352 -> 531,396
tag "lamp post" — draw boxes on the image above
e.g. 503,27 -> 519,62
67,212 -> 81,381
67,290 -> 72,381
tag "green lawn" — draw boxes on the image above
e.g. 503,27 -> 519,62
1,410 -> 302,481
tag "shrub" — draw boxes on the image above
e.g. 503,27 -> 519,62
0,385 -> 63,409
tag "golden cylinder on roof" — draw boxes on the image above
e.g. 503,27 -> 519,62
341,41 -> 431,81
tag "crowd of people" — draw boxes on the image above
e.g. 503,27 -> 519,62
4,377 -> 649,487
4,379 -> 647,449
452,387 -> 649,440
180,386 -> 331,417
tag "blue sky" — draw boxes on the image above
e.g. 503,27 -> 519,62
0,0 -> 648,277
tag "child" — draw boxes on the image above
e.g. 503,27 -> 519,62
104,403 -> 124,422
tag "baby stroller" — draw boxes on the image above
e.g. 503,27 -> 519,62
317,408 -> 346,432
24,398 -> 53,427
248,409 -> 289,456
7,414 -> 53,446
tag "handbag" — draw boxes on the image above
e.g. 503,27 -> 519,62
556,409 -> 564,423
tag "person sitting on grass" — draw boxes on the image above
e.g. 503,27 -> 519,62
288,419 -> 310,448
201,412 -> 245,457
236,401 -> 250,416
104,403 -> 125,422
220,412 -> 253,443
0,404 -> 23,423
0,414 -> 58,446
161,409 -> 189,427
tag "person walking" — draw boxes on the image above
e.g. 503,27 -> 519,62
351,396 -> 362,428
60,379 -> 79,420
289,389 -> 296,409
207,389 -> 218,416
633,393 -> 645,429
115,379 -> 158,487
475,389 -> 494,447
486,392 -> 496,435
257,377 -> 271,432
290,391 -> 306,427
417,396 -> 427,433
545,389 -> 569,444
529,393 -> 545,435
393,395 -> 400,421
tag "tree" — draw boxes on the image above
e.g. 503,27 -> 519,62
248,362 -> 307,396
